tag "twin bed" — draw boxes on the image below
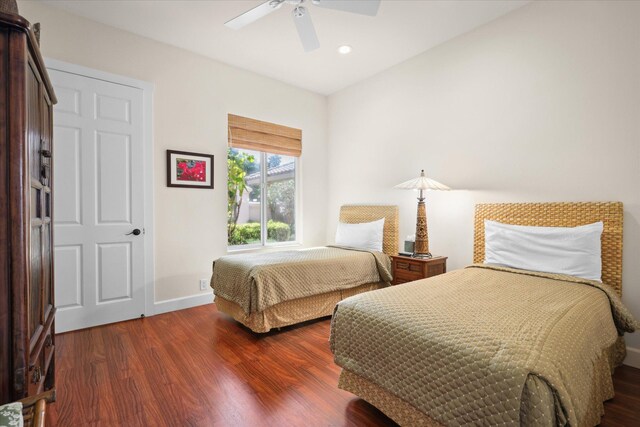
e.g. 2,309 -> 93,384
211,202 -> 638,426
331,202 -> 637,426
212,205 -> 398,333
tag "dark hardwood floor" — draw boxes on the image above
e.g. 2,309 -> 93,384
47,303 -> 640,426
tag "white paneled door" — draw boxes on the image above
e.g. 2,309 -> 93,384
50,68 -> 147,333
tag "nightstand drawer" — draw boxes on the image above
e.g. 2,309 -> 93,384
395,260 -> 423,273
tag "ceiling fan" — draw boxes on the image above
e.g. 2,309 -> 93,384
225,0 -> 381,52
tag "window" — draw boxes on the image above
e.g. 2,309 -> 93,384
227,115 -> 301,248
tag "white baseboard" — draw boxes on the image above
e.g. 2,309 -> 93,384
153,293 -> 214,315
624,346 -> 640,369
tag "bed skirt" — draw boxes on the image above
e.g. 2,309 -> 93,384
215,282 -> 385,333
338,338 -> 625,427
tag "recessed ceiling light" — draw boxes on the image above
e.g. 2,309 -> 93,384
338,45 -> 352,55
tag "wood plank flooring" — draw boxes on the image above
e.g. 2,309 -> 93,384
47,303 -> 640,426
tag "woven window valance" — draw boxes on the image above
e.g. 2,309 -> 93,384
228,114 -> 302,157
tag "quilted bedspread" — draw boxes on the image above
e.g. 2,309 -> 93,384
211,246 -> 391,314
330,265 -> 638,426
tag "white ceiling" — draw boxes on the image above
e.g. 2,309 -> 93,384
41,0 -> 529,95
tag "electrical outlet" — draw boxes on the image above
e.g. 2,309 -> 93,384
199,279 -> 209,291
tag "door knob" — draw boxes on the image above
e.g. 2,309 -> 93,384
126,228 -> 142,236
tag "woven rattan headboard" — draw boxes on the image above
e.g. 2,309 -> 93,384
473,202 -> 623,296
339,205 -> 399,256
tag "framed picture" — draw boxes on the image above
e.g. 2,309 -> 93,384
166,150 -> 214,189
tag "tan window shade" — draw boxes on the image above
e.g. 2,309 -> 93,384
228,114 -> 302,157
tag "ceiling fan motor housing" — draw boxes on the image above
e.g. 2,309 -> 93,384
293,6 -> 307,18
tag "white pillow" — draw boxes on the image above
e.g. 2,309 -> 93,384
484,220 -> 603,282
335,218 -> 385,252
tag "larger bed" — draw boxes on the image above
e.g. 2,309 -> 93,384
330,202 -> 638,426
212,205 -> 398,333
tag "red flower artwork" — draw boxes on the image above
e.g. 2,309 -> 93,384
176,159 -> 207,182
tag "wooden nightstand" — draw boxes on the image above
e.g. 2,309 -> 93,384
390,255 -> 448,285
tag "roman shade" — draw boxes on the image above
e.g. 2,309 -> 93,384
228,114 -> 302,157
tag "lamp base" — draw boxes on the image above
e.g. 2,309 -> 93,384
412,252 -> 433,259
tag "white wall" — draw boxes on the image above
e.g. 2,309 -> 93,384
19,2 -> 328,302
327,0 -> 640,359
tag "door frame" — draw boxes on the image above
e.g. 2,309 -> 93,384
45,58 -> 156,317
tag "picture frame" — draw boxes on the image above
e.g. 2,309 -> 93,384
166,150 -> 214,189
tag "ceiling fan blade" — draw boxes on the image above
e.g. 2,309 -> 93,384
225,1 -> 281,30
313,0 -> 381,17
292,8 -> 320,52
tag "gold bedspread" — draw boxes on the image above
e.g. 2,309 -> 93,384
330,265 -> 638,426
211,246 -> 392,314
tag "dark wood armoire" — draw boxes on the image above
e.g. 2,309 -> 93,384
0,11 -> 57,404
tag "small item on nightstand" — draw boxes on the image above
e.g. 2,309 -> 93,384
391,255 -> 447,285
404,240 -> 415,253
398,251 -> 413,257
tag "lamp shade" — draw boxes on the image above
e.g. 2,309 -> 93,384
394,170 -> 451,191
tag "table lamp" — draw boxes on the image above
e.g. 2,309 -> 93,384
394,170 -> 450,258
